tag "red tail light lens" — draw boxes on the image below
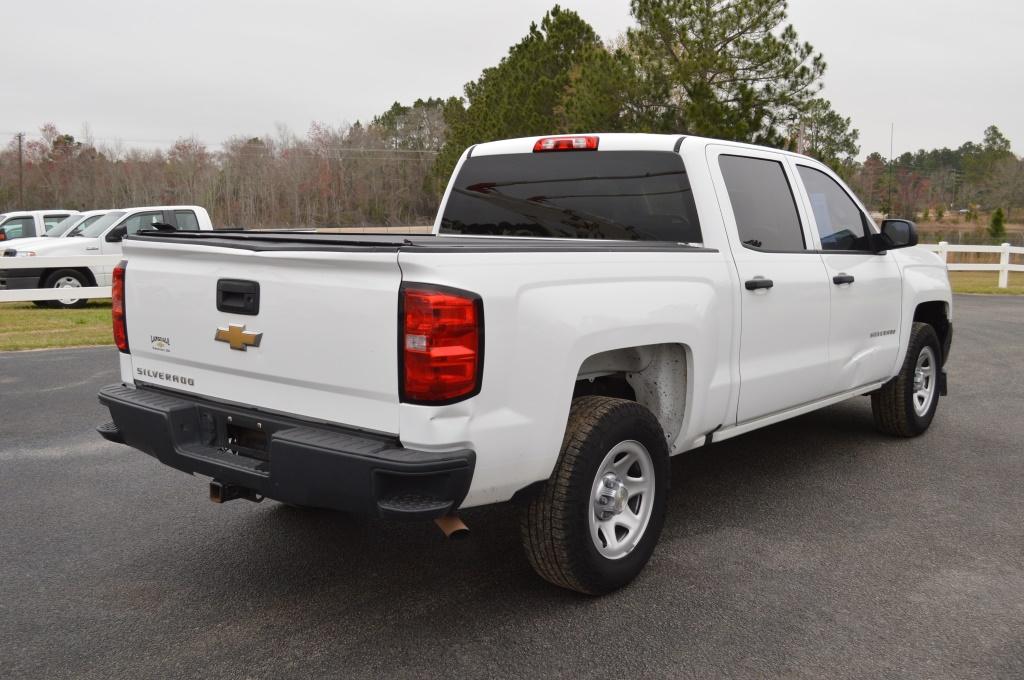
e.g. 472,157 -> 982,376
401,285 -> 483,404
112,259 -> 129,353
533,135 -> 599,152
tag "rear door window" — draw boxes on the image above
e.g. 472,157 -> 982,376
718,155 -> 805,251
44,214 -> 71,229
124,211 -> 164,235
439,151 -> 702,243
173,210 -> 200,231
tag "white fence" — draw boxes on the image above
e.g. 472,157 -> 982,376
0,255 -> 120,303
919,242 -> 1023,289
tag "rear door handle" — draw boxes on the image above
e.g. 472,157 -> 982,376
744,278 -> 774,290
85,246 -> 99,251
833,274 -> 855,285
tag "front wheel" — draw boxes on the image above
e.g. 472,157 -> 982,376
43,269 -> 89,309
520,396 -> 669,595
872,322 -> 942,437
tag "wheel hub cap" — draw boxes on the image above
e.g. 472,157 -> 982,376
588,440 -> 656,560
912,346 -> 937,417
913,370 -> 925,391
594,473 -> 629,520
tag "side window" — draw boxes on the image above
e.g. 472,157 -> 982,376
174,210 -> 200,231
797,166 -> 872,251
44,214 -> 69,228
124,211 -> 164,235
719,155 -> 805,251
1,217 -> 34,239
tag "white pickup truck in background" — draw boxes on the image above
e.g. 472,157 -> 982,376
0,205 -> 212,308
95,134 -> 952,594
0,209 -> 77,241
5,209 -> 111,248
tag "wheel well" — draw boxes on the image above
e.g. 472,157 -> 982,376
913,301 -> 951,364
573,343 -> 688,447
41,267 -> 96,287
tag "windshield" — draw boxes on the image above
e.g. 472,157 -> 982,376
76,211 -> 126,238
439,151 -> 703,242
46,214 -> 89,237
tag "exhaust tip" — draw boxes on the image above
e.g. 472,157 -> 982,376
434,514 -> 470,539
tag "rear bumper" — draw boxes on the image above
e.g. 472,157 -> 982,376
97,384 -> 474,519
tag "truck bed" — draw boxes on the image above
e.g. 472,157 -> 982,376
130,230 -> 713,253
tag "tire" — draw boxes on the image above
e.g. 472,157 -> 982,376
32,300 -> 54,309
43,269 -> 89,309
520,396 -> 670,595
872,322 -> 942,437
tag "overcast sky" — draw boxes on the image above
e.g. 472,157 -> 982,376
2,0 -> 1021,158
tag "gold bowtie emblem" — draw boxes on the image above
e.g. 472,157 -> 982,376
214,323 -> 263,351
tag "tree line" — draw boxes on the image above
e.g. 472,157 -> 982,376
1,1 -> 1020,229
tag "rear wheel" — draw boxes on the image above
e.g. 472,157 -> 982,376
43,269 -> 89,309
872,322 -> 942,437
520,396 -> 669,595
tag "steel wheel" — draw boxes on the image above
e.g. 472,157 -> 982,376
54,275 -> 83,306
588,440 -> 655,560
912,346 -> 937,417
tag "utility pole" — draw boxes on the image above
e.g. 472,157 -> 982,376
17,132 -> 24,207
887,123 -> 894,217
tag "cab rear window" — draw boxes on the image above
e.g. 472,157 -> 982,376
440,151 -> 702,243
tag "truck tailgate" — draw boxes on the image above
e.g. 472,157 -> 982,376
122,240 -> 402,434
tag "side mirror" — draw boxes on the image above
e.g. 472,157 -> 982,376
106,225 -> 128,243
877,219 -> 918,250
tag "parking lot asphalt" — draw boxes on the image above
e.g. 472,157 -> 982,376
1,294 -> 1022,679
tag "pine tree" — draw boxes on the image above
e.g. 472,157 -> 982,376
436,6 -> 615,180
625,0 -> 827,145
989,207 -> 1006,239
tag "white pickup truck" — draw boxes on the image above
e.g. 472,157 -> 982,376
0,209 -> 77,241
96,134 -> 952,594
0,205 -> 212,308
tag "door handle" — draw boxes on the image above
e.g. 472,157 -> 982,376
833,274 -> 855,285
85,246 -> 99,251
744,278 -> 774,291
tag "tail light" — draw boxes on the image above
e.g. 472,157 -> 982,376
400,284 -> 483,404
533,135 -> 599,152
112,259 -> 129,353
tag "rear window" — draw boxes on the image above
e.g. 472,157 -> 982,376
439,151 -> 702,243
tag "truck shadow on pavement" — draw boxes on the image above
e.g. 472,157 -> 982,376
135,396 -> 900,607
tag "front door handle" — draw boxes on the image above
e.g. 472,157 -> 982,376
833,274 -> 855,285
745,278 -> 774,291
85,246 -> 99,251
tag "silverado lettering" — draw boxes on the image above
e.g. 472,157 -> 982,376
136,367 -> 195,386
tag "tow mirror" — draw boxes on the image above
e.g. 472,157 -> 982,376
106,225 -> 128,242
877,219 -> 918,250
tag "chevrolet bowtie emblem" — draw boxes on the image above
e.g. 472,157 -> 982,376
214,323 -> 263,351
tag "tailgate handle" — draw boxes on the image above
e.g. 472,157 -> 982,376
217,279 -> 260,316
